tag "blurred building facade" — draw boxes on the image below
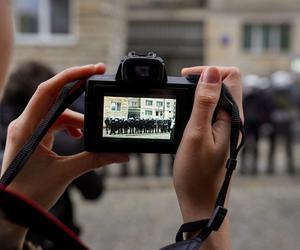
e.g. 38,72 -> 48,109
12,0 -> 127,73
128,0 -> 300,76
11,0 -> 300,76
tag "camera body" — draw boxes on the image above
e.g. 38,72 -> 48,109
84,52 -> 198,153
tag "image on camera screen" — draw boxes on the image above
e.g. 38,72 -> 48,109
103,96 -> 176,140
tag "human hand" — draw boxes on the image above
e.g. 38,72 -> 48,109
1,64 -> 129,209
174,66 -> 243,223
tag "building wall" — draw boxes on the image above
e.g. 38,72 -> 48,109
128,0 -> 300,76
103,97 -> 128,120
140,98 -> 176,120
12,0 -> 300,76
12,0 -> 128,73
206,11 -> 300,75
209,0 -> 300,11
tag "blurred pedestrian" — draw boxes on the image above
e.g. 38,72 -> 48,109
240,74 -> 273,175
155,154 -> 174,176
267,71 -> 298,174
120,153 -> 145,177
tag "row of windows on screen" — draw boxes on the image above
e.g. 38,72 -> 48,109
111,101 -> 172,111
111,103 -> 172,116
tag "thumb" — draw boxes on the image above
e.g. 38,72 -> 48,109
60,152 -> 129,179
188,67 -> 222,131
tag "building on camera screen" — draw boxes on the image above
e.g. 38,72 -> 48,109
103,96 -> 176,140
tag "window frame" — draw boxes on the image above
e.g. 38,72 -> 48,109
145,110 -> 153,116
145,100 -> 153,106
14,0 -> 77,46
111,102 -> 121,112
242,23 -> 291,54
156,101 -> 163,107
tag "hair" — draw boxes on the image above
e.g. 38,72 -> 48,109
2,61 -> 55,107
0,61 -> 55,147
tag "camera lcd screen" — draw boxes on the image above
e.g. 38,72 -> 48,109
103,96 -> 176,140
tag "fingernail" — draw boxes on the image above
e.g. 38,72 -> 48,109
202,67 -> 220,84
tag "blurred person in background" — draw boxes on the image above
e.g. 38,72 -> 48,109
120,153 -> 145,177
0,61 -> 105,250
155,154 -> 174,176
267,71 -> 298,174
240,74 -> 273,175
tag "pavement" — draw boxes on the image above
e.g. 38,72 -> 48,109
103,129 -> 171,139
72,174 -> 300,250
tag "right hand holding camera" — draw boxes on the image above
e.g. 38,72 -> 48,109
173,66 -> 243,249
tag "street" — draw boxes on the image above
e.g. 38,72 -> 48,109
103,129 -> 171,140
73,175 -> 300,250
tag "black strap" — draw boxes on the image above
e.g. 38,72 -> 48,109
162,84 -> 245,249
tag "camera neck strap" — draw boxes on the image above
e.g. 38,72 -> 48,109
160,84 -> 245,249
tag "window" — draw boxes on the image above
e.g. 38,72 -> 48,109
145,100 -> 153,106
111,102 -> 121,111
242,24 -> 290,53
156,101 -> 163,107
14,0 -> 73,44
145,110 -> 153,115
166,102 -> 170,108
129,100 -> 138,107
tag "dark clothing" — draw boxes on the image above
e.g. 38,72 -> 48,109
240,89 -> 273,174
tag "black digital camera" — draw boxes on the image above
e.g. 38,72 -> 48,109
84,52 -> 199,153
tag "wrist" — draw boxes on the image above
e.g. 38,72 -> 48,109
177,187 -> 219,223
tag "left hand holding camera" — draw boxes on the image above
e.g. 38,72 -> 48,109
1,63 -> 129,209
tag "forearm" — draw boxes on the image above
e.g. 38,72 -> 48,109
0,219 -> 27,250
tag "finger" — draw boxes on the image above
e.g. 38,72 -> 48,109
3,109 -> 85,169
182,66 -> 244,122
221,67 -> 244,122
187,67 -> 222,133
182,66 -> 238,80
212,110 -> 231,147
60,152 -> 129,179
53,109 -> 84,130
19,64 -> 105,133
41,134 -> 55,149
181,66 -> 207,77
65,127 -> 83,138
43,110 -> 84,144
